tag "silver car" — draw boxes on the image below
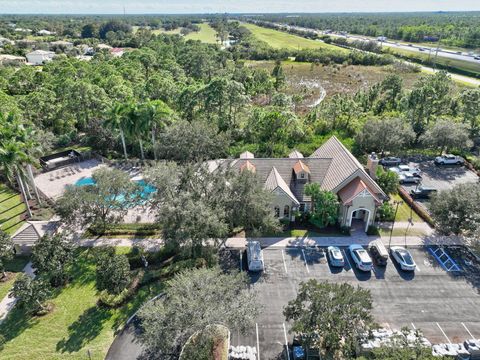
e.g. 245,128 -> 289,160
327,246 -> 345,267
398,173 -> 421,184
390,246 -> 416,271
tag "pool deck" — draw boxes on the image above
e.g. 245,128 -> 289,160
35,159 -> 106,199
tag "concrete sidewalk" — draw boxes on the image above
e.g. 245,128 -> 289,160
0,261 -> 35,323
77,233 -> 463,251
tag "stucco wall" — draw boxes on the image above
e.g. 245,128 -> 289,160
341,193 -> 377,229
272,188 -> 296,220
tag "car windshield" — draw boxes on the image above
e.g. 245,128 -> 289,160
332,249 -> 342,259
399,250 -> 414,265
356,249 -> 372,264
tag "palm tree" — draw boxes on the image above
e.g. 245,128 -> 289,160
143,100 -> 173,161
105,103 -> 129,161
125,103 -> 149,160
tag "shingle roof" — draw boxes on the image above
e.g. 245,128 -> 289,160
265,167 -> 299,205
309,136 -> 386,197
338,177 -> 381,206
240,160 -> 256,173
293,160 -> 310,174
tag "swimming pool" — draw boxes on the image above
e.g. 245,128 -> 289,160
74,177 -> 156,201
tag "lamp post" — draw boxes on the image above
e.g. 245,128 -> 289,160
388,200 -> 403,249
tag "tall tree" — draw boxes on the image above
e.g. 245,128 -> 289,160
96,252 -> 131,295
284,280 -> 373,359
11,274 -> 52,315
105,103 -> 130,161
138,267 -> 260,359
420,119 -> 472,155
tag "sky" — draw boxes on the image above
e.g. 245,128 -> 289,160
0,0 -> 479,14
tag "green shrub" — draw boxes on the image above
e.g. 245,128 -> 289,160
99,287 -> 130,307
377,202 -> 395,222
366,225 -> 380,236
340,226 -> 351,235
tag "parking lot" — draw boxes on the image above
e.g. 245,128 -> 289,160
223,246 -> 480,360
400,161 -> 478,207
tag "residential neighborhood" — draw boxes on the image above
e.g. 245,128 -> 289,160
0,3 -> 480,360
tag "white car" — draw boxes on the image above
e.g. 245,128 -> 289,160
327,246 -> 345,267
398,173 -> 421,184
434,154 -> 464,165
390,246 -> 416,271
348,244 -> 373,272
397,165 -> 421,177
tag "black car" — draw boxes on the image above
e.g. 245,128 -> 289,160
410,186 -> 437,199
379,157 -> 401,167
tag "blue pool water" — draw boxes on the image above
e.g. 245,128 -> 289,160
74,177 -> 156,202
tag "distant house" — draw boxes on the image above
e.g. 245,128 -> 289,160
37,29 -> 55,36
26,50 -> 55,65
14,27 -> 32,33
0,37 -> 14,46
110,47 -> 125,57
96,43 -> 113,51
50,40 -> 74,50
214,136 -> 386,232
0,54 -> 26,66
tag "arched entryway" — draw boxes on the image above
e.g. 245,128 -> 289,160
348,208 -> 371,232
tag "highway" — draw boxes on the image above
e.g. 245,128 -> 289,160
271,22 -> 480,66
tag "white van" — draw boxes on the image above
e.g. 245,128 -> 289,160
246,241 -> 264,272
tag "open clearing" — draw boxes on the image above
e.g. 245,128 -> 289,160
246,60 -> 422,109
243,23 -> 348,52
0,184 -> 26,235
184,23 -> 218,44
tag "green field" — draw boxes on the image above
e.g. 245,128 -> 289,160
243,23 -> 348,52
0,248 -> 163,360
184,23 -> 218,44
0,184 -> 26,235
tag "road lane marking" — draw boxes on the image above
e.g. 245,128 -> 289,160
301,249 -> 310,273
411,323 -> 417,330
283,323 -> 290,360
437,323 -> 451,344
281,250 -> 288,274
342,249 -> 352,270
256,323 -> 260,360
462,322 -> 475,339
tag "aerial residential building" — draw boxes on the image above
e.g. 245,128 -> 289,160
26,49 -> 55,65
0,54 -> 27,66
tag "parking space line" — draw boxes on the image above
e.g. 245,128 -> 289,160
436,323 -> 452,344
301,249 -> 310,273
256,323 -> 260,360
240,251 -> 243,271
281,250 -> 288,274
411,323 -> 417,330
462,322 -> 475,339
342,249 -> 352,270
283,323 -> 290,360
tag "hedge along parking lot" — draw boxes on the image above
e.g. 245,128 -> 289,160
222,246 -> 480,360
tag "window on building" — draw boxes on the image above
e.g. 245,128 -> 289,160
274,206 -> 280,218
284,205 -> 290,217
299,203 -> 305,212
300,172 -> 305,179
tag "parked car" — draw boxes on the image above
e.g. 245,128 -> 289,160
410,186 -> 437,199
397,165 -> 421,177
368,240 -> 389,266
349,244 -> 373,272
434,154 -> 464,165
327,246 -> 345,267
398,173 -> 421,184
246,241 -> 264,272
475,55 -> 480,60
379,157 -> 401,167
390,246 -> 416,271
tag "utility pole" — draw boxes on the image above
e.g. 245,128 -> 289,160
388,200 -> 403,249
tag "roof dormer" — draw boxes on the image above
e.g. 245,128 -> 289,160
239,151 -> 254,159
240,160 -> 256,173
293,160 -> 310,181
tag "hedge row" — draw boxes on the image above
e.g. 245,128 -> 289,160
398,187 -> 435,228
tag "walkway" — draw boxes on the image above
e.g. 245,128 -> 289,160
77,233 -> 463,251
0,261 -> 35,323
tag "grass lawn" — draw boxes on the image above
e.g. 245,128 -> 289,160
0,248 -> 163,360
243,23 -> 348,52
390,194 -> 423,223
0,256 -> 30,308
379,227 -> 427,237
0,184 -> 26,235
184,23 -> 218,44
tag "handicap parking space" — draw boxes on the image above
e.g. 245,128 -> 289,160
223,245 -> 480,351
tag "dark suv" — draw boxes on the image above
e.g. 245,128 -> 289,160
410,187 -> 437,199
